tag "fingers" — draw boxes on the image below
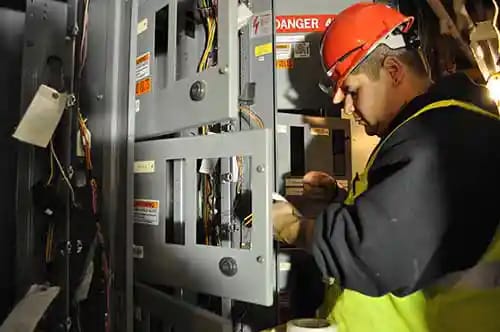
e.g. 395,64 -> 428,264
333,88 -> 345,104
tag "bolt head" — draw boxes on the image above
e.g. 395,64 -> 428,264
256,165 -> 265,173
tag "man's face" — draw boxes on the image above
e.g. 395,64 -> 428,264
339,70 -> 393,136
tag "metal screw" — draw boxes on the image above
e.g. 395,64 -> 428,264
256,165 -> 265,173
219,66 -> 229,74
52,92 -> 59,99
76,240 -> 83,254
257,256 -> 264,263
96,94 -> 104,100
222,173 -> 233,182
190,81 -> 206,101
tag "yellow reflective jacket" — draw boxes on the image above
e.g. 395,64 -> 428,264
319,99 -> 500,332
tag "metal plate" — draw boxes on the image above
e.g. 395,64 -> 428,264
134,0 -> 238,138
134,129 -> 274,306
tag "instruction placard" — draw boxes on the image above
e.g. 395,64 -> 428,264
276,43 -> 292,60
294,41 -> 311,58
136,52 -> 151,81
276,59 -> 294,70
134,199 -> 160,225
136,77 -> 152,96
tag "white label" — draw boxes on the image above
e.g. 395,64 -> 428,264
135,99 -> 141,113
275,43 -> 292,60
12,85 -> 67,148
279,262 -> 292,271
276,35 -> 305,43
294,41 -> 311,58
136,52 -> 151,81
237,3 -> 253,30
134,160 -> 155,173
134,199 -> 160,225
137,18 -> 148,35
250,11 -> 273,38
133,245 -> 144,259
276,124 -> 288,134
310,127 -> 329,136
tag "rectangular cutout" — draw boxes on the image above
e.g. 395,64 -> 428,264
165,159 -> 185,245
331,129 -> 346,176
195,156 -> 253,249
290,126 -> 305,176
155,5 -> 169,89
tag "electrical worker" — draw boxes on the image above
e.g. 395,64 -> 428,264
272,3 -> 500,332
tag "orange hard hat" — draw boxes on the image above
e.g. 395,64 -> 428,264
320,3 -> 415,89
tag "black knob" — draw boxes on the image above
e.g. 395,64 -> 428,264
219,257 -> 238,277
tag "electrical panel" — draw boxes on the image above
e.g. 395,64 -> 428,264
134,130 -> 274,306
134,0 -> 239,138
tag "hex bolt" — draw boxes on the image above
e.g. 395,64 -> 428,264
190,81 -> 206,101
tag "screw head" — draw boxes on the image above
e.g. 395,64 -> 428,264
219,66 -> 229,74
257,256 -> 264,263
256,165 -> 265,173
190,81 -> 206,101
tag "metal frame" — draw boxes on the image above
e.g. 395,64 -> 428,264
134,129 -> 274,306
135,282 -> 232,332
134,0 -> 239,138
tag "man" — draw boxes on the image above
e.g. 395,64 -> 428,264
272,3 -> 500,332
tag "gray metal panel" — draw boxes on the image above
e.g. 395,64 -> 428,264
135,282 -> 232,332
275,113 -> 351,192
135,0 -> 239,138
134,129 -> 274,306
0,7 -> 24,321
274,0 -> 364,112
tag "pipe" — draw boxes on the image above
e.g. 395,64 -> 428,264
426,0 -> 475,63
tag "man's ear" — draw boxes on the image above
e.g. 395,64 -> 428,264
382,55 -> 404,86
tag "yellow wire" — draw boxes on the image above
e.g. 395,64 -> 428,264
46,144 -> 54,186
239,106 -> 265,128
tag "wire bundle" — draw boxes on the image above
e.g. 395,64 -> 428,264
198,0 -> 217,72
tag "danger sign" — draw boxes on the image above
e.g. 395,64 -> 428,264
276,14 -> 336,33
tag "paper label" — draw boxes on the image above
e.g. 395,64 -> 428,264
310,127 -> 330,136
136,52 -> 151,81
134,160 -> 155,173
276,35 -> 306,43
276,124 -> 288,134
137,18 -> 148,35
134,199 -> 160,225
133,245 -> 144,259
276,43 -> 292,60
279,262 -> 292,271
275,14 -> 336,33
135,99 -> 141,112
276,59 -> 294,70
136,77 -> 152,96
294,41 -> 311,58
12,84 -> 67,148
251,11 -> 273,38
255,43 -> 273,57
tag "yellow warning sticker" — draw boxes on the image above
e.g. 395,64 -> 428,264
310,127 -> 330,136
276,59 -> 294,69
255,43 -> 273,57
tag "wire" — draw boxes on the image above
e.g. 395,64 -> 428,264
492,0 -> 500,54
79,0 -> 90,78
50,141 -> 76,206
239,106 -> 265,128
46,147 -> 54,186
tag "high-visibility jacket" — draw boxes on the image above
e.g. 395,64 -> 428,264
318,99 -> 500,332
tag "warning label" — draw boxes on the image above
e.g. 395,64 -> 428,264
136,52 -> 151,81
294,41 -> 311,58
276,59 -> 294,70
276,14 -> 336,33
276,43 -> 292,60
134,199 -> 160,225
136,77 -> 152,96
251,11 -> 273,39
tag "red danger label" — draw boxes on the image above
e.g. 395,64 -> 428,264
276,14 -> 336,33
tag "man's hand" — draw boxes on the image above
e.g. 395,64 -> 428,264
272,201 -> 302,245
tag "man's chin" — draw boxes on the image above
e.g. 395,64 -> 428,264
363,125 -> 378,136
